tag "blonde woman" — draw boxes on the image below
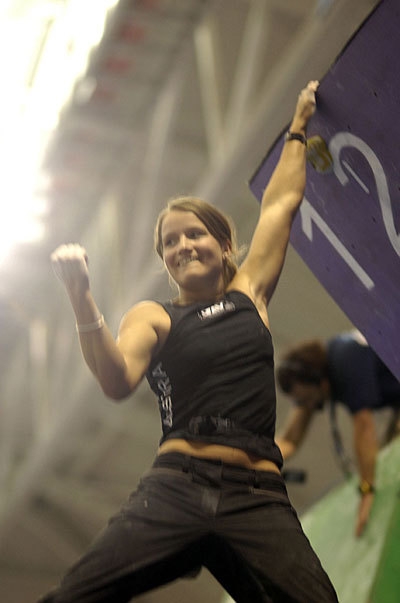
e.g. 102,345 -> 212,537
40,81 -> 338,603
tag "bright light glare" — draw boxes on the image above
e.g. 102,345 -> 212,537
0,216 -> 45,266
0,127 -> 48,263
0,0 -> 119,267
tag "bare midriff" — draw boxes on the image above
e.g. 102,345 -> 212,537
158,438 -> 281,474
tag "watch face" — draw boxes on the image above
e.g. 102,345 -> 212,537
358,480 -> 375,495
286,131 -> 307,145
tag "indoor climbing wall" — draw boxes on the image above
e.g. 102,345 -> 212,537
301,437 -> 400,603
250,0 -> 400,381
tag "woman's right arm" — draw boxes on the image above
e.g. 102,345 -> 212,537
51,244 -> 162,400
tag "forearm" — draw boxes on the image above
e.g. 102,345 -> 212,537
51,244 -> 137,399
353,410 -> 378,486
275,406 -> 314,460
70,289 -> 132,399
275,436 -> 296,460
353,409 -> 378,536
260,82 -> 317,213
261,137 -> 307,214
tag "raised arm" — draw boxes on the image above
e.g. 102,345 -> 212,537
235,81 -> 318,307
51,244 -> 162,400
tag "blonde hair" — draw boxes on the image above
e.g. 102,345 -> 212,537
154,196 -> 239,287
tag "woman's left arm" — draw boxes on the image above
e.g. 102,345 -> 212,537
236,81 -> 318,307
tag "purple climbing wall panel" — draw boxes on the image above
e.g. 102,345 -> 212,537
249,0 -> 400,380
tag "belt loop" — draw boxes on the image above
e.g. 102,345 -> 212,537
218,459 -> 224,482
252,470 -> 260,488
182,454 -> 191,473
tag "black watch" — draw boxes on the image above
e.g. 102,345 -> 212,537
285,130 -> 307,146
358,480 -> 375,496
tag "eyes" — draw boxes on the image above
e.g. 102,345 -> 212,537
163,229 -> 207,249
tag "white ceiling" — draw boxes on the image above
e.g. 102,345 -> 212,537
0,1 -> 380,601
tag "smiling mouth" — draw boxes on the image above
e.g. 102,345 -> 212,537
178,257 -> 198,267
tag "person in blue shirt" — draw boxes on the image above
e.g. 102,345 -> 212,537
276,329 -> 400,538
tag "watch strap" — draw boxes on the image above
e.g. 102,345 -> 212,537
285,130 -> 307,146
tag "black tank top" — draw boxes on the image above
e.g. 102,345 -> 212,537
146,290 -> 283,467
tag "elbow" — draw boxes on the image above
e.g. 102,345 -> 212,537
104,388 -> 132,402
99,375 -> 136,401
354,408 -> 373,425
287,191 -> 305,214
90,358 -> 142,401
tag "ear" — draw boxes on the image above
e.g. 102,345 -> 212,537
222,240 -> 232,256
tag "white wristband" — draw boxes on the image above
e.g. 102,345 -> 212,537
76,314 -> 105,333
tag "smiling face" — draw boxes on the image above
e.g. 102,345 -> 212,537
160,210 -> 229,302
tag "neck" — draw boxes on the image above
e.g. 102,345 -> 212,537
175,283 -> 226,306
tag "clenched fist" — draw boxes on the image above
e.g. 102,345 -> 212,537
51,244 -> 90,296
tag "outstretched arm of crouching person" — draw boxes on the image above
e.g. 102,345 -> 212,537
353,409 -> 378,537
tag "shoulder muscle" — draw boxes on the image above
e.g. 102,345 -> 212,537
116,301 -> 171,387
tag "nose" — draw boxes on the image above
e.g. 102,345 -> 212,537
177,234 -> 193,251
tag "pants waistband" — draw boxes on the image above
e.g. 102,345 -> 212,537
153,452 -> 286,492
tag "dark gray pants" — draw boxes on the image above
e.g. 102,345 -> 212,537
38,453 -> 338,603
